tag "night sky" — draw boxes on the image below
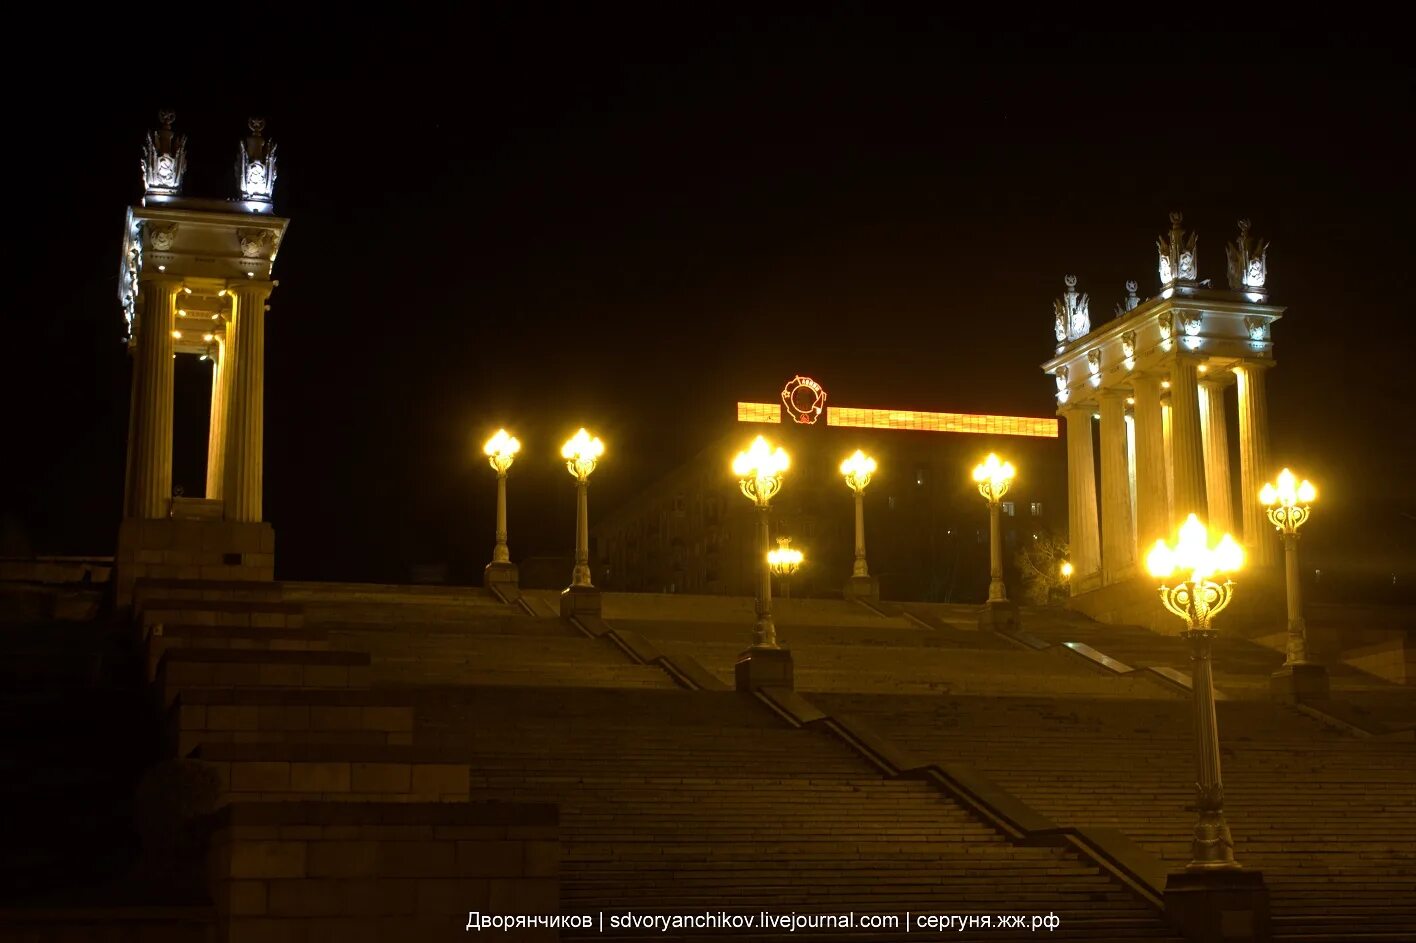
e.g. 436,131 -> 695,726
5,22 -> 1412,590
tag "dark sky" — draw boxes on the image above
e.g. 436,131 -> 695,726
5,21 -> 1412,583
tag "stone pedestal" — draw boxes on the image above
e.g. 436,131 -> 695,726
1164,869 -> 1271,943
559,584 -> 601,619
842,574 -> 879,602
977,599 -> 1019,631
735,646 -> 794,692
115,518 -> 275,606
483,561 -> 520,595
1269,663 -> 1330,704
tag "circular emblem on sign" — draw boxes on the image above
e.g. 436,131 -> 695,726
781,375 -> 826,425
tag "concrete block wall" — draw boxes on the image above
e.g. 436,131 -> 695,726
117,520 -> 276,606
206,801 -> 559,943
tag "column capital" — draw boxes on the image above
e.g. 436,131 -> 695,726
1198,372 -> 1234,390
1098,387 -> 1131,401
1232,357 -> 1275,373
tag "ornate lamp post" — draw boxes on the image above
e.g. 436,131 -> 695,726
1147,516 -> 1270,940
559,428 -> 604,618
768,537 -> 804,599
972,453 -> 1018,628
482,429 -> 520,593
732,435 -> 794,690
1261,469 -> 1328,701
840,450 -> 879,600
1146,514 -> 1246,871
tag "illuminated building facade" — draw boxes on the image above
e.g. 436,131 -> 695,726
594,382 -> 1063,602
1044,213 -> 1282,630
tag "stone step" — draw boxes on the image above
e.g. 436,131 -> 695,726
155,649 -> 371,706
147,624 -> 331,679
139,597 -> 305,629
188,742 -> 470,802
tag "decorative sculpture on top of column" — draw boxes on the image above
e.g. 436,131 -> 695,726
237,118 -> 278,205
1052,275 -> 1091,352
1157,211 -> 1199,291
142,111 -> 188,197
1225,219 -> 1270,293
1114,280 -> 1141,318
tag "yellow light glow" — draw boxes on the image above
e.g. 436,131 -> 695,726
1261,467 -> 1316,508
737,402 -> 782,423
840,449 -> 877,493
561,428 -> 603,480
1126,397 -> 1135,405
827,407 -> 1057,438
484,428 -> 522,473
971,453 -> 1016,502
177,309 -> 187,317
1060,561 -> 1074,579
733,435 -> 789,505
203,333 -> 214,342
1198,364 -> 1208,374
170,330 -> 182,339
1161,380 -> 1171,389
1147,514 -> 1244,583
767,537 -> 804,575
217,289 -> 228,297
182,287 -> 192,295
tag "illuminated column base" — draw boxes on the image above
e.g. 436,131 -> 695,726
1164,870 -> 1272,943
734,645 -> 794,692
977,599 -> 1020,631
559,583 -> 601,619
843,574 -> 880,602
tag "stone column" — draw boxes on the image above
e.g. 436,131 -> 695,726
1169,358 -> 1208,525
1131,374 -> 1169,553
1062,407 -> 1100,585
1099,389 -> 1136,582
1162,397 -> 1175,524
1199,377 -> 1235,536
1125,413 -> 1138,540
129,277 -> 182,519
852,490 -> 868,578
223,281 -> 273,523
1235,362 -> 1278,566
205,337 -> 229,501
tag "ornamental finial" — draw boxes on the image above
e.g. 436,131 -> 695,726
237,117 -> 278,205
1225,218 -> 1269,292
141,109 -> 188,196
1157,211 -> 1199,289
1114,279 -> 1141,318
1052,274 -> 1091,349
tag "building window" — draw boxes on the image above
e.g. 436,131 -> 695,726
1030,501 -> 1043,517
1001,501 -> 1016,517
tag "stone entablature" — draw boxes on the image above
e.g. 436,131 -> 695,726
1043,288 -> 1282,410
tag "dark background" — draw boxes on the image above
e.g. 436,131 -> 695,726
4,21 -> 1412,596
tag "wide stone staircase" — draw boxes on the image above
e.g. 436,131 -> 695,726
813,692 -> 1416,940
421,687 -> 1178,941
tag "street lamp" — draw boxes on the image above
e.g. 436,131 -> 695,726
971,453 -> 1017,627
1060,560 -> 1074,581
482,429 -> 520,591
768,537 -> 804,599
1260,469 -> 1327,701
840,449 -> 879,600
1146,513 -> 1245,871
1260,469 -> 1316,665
733,435 -> 789,650
562,428 -> 604,590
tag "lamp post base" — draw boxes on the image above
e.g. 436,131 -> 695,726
559,584 -> 602,619
1164,868 -> 1271,943
483,561 -> 519,594
735,646 -> 794,692
977,598 -> 1020,631
843,574 -> 880,603
1269,662 -> 1329,704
